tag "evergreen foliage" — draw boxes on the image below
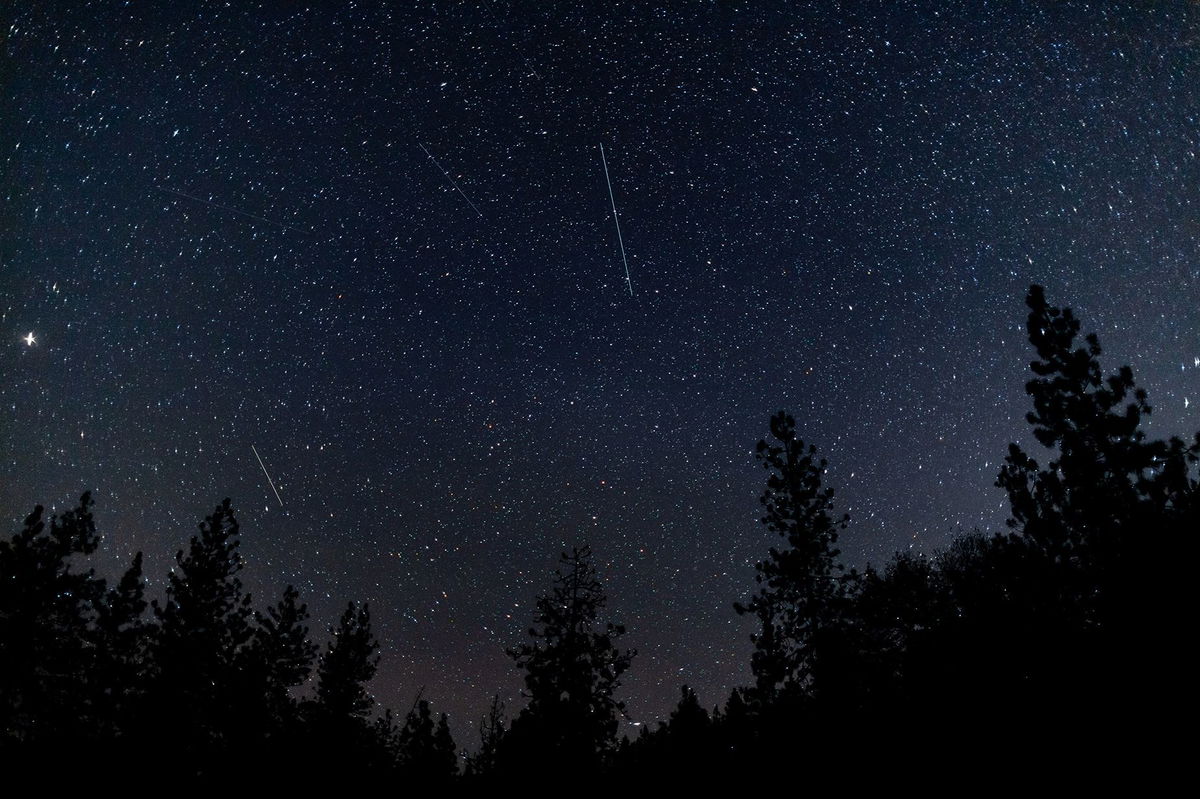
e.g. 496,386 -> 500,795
1,284 -> 1193,782
313,601 -> 379,721
395,698 -> 458,782
0,494 -> 107,743
503,545 -> 634,776
734,412 -> 850,702
464,694 -> 506,778
150,497 -> 254,756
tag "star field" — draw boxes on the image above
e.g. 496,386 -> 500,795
3,1 -> 1198,736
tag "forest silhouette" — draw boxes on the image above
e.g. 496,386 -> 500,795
2,286 -> 1195,783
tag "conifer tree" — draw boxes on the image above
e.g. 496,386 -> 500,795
0,494 -> 105,743
714,688 -> 752,763
999,287 -> 1199,616
505,546 -> 634,775
313,601 -> 379,722
996,285 -> 1199,730
662,684 -> 712,767
735,412 -> 848,702
93,551 -> 150,737
434,713 -> 457,777
299,601 -> 384,778
667,685 -> 709,740
465,694 -> 506,778
397,699 -> 457,782
1001,286 -> 1148,559
247,584 -> 317,732
372,707 -> 401,766
151,498 -> 254,753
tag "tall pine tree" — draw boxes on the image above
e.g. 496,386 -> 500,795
312,601 -> 379,722
735,412 -> 849,703
465,694 -> 506,779
150,498 -> 254,760
999,285 -> 1199,590
0,494 -> 106,745
396,698 -> 458,783
304,601 -> 387,780
996,285 -> 1199,735
239,584 -> 317,746
504,546 -> 634,776
92,551 -> 150,740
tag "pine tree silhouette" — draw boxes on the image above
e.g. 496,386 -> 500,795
150,498 -> 254,763
396,698 -> 457,782
994,284 -> 1199,744
6,281 -> 1192,780
93,551 -> 150,740
302,601 -> 388,782
0,494 -> 106,745
662,684 -> 711,766
735,412 -> 849,704
313,601 -> 379,720
714,688 -> 752,765
504,546 -> 634,776
1000,286 -> 1199,585
465,694 -> 506,778
239,584 -> 317,748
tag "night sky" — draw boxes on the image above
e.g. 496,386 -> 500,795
4,1 -> 1198,738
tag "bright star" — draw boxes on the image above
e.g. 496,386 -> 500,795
22,332 -> 35,346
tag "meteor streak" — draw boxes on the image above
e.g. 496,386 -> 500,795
252,444 -> 284,507
417,143 -> 484,218
599,142 -> 633,296
156,186 -> 308,234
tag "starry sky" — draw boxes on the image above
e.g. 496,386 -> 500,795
3,1 -> 1199,738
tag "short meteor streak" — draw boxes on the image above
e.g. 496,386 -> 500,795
417,143 -> 484,218
251,445 -> 284,507
599,142 -> 633,296
156,186 -> 308,234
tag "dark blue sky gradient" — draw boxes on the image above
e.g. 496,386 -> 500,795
4,1 -> 1198,735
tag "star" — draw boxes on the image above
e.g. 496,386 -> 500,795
2,0 -> 1194,735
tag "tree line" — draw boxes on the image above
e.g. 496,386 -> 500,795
2,285 -> 1195,783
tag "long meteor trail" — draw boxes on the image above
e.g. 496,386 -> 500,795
418,143 -> 484,218
599,142 -> 633,296
155,186 -> 308,234
251,444 -> 284,507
